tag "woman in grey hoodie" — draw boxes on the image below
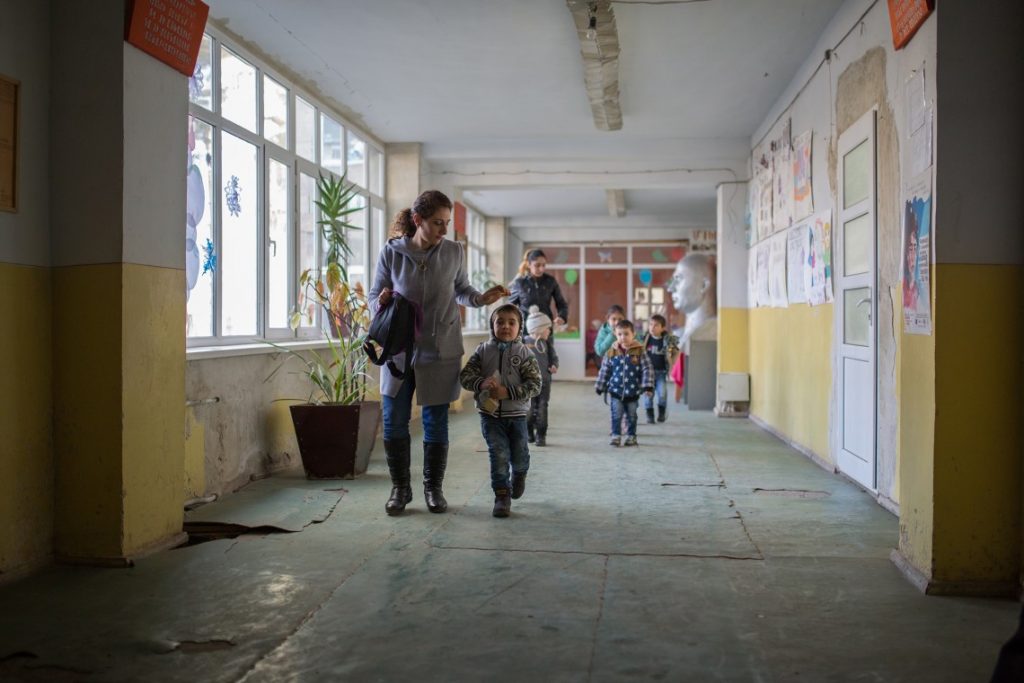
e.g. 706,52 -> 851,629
368,190 -> 508,516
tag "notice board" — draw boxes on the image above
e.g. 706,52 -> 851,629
126,0 -> 210,76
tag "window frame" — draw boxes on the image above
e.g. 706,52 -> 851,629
187,26 -> 385,349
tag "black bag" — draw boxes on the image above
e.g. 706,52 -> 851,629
364,293 -> 421,379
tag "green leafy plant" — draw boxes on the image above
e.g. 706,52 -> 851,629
267,173 -> 373,405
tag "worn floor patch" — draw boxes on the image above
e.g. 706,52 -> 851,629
184,487 -> 344,533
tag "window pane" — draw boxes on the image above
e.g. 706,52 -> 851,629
346,195 -> 367,290
370,206 -> 384,286
189,34 -> 213,110
369,148 -> 383,195
843,287 -> 871,346
267,159 -> 291,329
186,116 -> 215,337
219,47 -> 257,133
263,75 -> 288,148
296,97 -> 316,162
347,132 -> 366,187
220,131 -> 259,336
843,139 -> 870,209
843,213 -> 871,276
298,172 -> 318,325
321,114 -> 343,175
586,246 -> 627,264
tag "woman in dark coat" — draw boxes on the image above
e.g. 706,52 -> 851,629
508,249 -> 569,332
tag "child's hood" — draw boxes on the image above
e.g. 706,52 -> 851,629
489,307 -> 524,343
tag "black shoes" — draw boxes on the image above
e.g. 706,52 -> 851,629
423,442 -> 449,513
384,437 -> 412,516
535,432 -> 546,447
493,489 -> 512,517
646,408 -> 656,424
657,406 -> 667,422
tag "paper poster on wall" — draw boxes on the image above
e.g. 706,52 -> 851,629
792,131 -> 813,221
786,224 -> 809,304
747,247 -> 758,308
757,168 -> 773,241
756,241 -> 771,307
902,173 -> 933,334
768,232 -> 788,307
804,210 -> 834,306
773,143 -> 794,234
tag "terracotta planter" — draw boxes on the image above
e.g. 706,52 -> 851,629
289,400 -> 381,479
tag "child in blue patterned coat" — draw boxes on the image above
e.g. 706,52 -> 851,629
594,319 -> 654,447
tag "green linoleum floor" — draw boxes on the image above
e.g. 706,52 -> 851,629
0,383 -> 1017,682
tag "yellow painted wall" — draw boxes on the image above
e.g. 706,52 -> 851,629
53,264 -> 186,560
121,264 -> 184,554
932,263 -> 1022,583
52,264 -> 125,559
897,268 -> 935,573
718,307 -> 750,374
748,303 -> 834,462
0,264 -> 54,576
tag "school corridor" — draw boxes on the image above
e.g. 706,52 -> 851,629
0,383 -> 1014,681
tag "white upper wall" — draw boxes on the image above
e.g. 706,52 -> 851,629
0,0 -> 50,267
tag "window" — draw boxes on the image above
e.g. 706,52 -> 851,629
186,30 -> 385,345
465,206 -> 489,330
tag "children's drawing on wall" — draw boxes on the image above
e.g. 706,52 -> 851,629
768,232 -> 788,308
747,247 -> 758,308
902,174 -> 933,335
757,167 -> 773,242
786,223 -> 809,304
792,130 -> 813,221
773,142 -> 794,234
756,241 -> 771,307
804,210 -> 833,306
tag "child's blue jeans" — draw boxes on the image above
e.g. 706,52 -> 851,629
610,397 -> 638,436
643,370 -> 669,411
480,414 -> 530,492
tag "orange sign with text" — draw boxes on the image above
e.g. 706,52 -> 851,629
126,0 -> 210,77
886,0 -> 934,50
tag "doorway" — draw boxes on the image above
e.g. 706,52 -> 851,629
835,109 -> 878,491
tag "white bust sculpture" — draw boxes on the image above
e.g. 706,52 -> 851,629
671,253 -> 717,349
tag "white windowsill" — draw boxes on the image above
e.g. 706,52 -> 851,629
186,339 -> 332,361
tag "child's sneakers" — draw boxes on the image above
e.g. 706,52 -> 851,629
493,489 -> 511,517
623,435 -> 638,447
609,435 -> 621,447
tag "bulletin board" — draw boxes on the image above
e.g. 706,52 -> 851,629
0,74 -> 16,212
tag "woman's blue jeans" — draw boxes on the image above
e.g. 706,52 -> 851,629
382,368 -> 449,444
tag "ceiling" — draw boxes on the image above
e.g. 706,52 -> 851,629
207,0 -> 844,230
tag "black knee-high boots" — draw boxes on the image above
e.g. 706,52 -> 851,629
384,437 -> 412,515
422,442 -> 449,513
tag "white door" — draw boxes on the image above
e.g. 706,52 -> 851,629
835,110 -> 877,491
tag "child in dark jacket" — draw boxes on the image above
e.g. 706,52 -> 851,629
595,319 -> 654,447
460,304 -> 542,517
523,305 -> 559,447
638,314 -> 680,424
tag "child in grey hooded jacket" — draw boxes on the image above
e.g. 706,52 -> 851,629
460,304 -> 542,518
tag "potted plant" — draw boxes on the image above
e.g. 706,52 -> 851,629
268,173 -> 381,479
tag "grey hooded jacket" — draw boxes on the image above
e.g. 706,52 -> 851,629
459,309 -> 542,418
368,236 -> 484,405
